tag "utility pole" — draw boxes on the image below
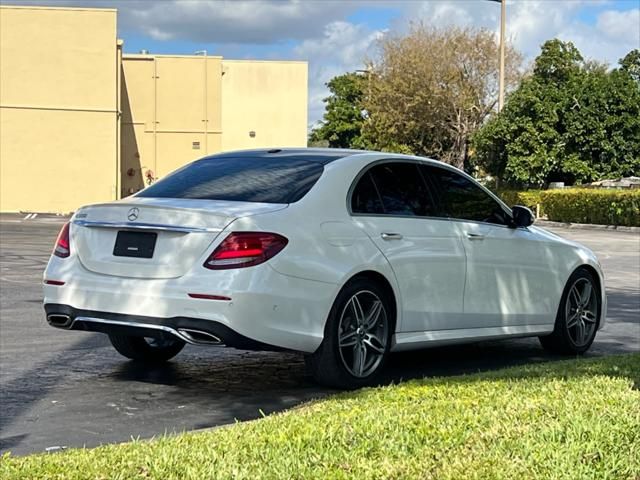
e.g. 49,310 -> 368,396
498,0 -> 506,112
488,0 -> 506,111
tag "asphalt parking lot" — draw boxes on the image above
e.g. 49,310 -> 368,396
1,216 -> 638,456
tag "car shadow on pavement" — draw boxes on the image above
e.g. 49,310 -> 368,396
108,350 -> 312,392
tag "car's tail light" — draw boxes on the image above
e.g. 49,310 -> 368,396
204,232 -> 288,270
53,222 -> 71,258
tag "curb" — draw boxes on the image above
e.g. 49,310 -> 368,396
536,219 -> 640,233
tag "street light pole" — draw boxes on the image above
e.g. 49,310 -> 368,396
498,0 -> 506,112
488,0 -> 506,112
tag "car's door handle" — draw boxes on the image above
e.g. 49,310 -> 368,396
381,232 -> 403,240
466,232 -> 486,241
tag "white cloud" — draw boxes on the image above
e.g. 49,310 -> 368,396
546,8 -> 637,67
396,1 -> 639,66
294,21 -> 385,128
398,1 -> 578,56
9,0 -> 358,43
118,0 -> 357,44
596,8 -> 640,45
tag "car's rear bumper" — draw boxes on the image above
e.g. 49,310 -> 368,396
44,303 -> 283,350
43,256 -> 339,353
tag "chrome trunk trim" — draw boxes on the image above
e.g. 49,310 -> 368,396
72,219 -> 221,233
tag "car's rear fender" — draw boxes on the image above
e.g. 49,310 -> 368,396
221,211 -> 405,333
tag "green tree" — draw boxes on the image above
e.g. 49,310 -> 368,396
533,39 -> 584,84
619,49 -> 640,83
473,40 -> 640,187
308,73 -> 368,149
561,66 -> 640,182
362,24 -> 523,169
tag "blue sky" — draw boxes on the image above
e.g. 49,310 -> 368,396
13,1 -> 640,126
117,1 -> 639,57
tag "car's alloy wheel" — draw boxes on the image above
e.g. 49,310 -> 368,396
564,277 -> 598,347
337,290 -> 388,378
539,268 -> 600,354
306,278 -> 393,389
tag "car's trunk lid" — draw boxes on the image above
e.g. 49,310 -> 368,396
72,197 -> 286,279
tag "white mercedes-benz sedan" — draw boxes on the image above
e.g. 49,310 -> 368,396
44,148 -> 606,388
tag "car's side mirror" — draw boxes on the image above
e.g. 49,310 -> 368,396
511,205 -> 535,228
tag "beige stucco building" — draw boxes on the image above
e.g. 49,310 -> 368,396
0,5 -> 308,213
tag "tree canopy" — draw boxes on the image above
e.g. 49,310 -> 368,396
361,24 -> 523,169
308,73 -> 367,149
309,24 -> 522,168
619,49 -> 640,84
310,32 -> 639,186
472,41 -> 640,187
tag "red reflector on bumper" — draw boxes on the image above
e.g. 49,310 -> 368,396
188,293 -> 231,301
44,280 -> 65,286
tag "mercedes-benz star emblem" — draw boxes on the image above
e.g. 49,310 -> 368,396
127,207 -> 139,222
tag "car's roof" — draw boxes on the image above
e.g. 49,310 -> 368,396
203,147 -> 383,165
202,147 -> 450,165
203,148 -> 510,210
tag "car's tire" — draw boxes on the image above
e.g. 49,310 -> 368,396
539,267 -> 601,355
306,277 -> 394,389
108,334 -> 185,362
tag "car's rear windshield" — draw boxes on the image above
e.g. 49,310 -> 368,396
136,156 -> 324,204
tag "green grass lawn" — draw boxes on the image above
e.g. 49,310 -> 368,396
2,354 -> 639,480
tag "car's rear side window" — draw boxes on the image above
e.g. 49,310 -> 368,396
136,157 -> 324,204
351,162 -> 436,217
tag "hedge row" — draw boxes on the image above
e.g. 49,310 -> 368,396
497,188 -> 640,227
497,190 -> 546,216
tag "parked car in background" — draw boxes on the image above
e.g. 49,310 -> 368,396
43,149 -> 606,388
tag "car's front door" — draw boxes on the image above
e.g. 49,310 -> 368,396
423,166 -> 556,327
350,161 -> 467,333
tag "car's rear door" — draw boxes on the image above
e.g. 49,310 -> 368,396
423,165 -> 555,327
350,161 -> 466,333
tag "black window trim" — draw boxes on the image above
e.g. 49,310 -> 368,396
347,158 -> 523,230
366,170 -> 386,214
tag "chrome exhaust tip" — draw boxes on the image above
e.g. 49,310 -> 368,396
177,328 -> 222,345
47,314 -> 72,328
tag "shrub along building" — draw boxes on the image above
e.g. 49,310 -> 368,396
0,5 -> 308,213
